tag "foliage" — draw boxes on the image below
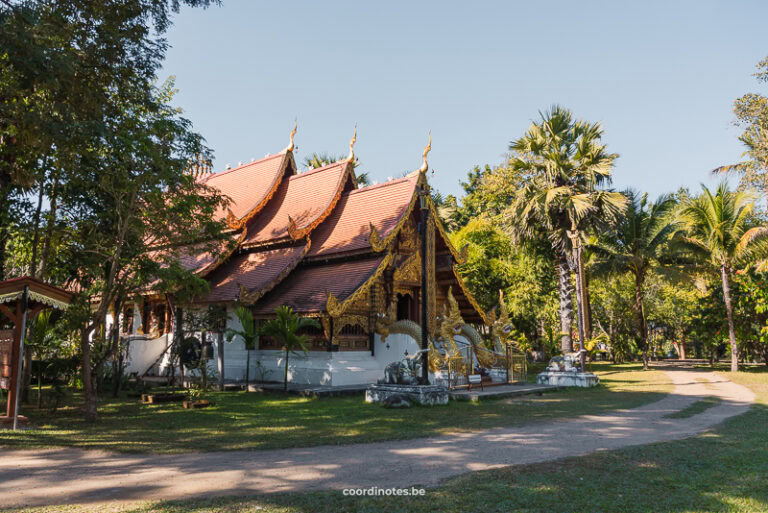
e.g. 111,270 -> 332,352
678,182 -> 766,370
589,273 -> 639,362
589,190 -> 684,367
715,56 -> 768,207
259,306 -> 320,391
732,270 -> 768,365
302,152 -> 368,185
505,105 -> 625,355
226,306 -> 259,388
450,218 -> 558,348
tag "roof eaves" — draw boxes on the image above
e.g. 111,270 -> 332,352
238,240 -> 311,305
225,151 -> 295,230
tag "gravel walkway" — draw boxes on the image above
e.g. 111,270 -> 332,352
0,368 -> 755,508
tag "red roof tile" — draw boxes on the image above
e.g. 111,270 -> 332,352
252,256 -> 385,315
199,244 -> 307,303
308,172 -> 418,257
242,161 -> 353,246
203,152 -> 291,223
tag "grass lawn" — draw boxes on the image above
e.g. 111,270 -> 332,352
8,366 -> 767,513
0,363 -> 670,454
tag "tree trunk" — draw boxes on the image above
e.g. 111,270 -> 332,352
583,269 -> 593,340
111,307 -> 123,398
29,179 -> 45,278
573,245 -> 587,372
721,264 -> 739,372
634,273 -> 649,370
39,173 -> 59,280
80,328 -> 98,422
0,172 -> 10,281
557,256 -> 574,354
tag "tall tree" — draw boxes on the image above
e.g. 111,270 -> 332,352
590,190 -> 682,369
1,0 -> 226,421
508,105 -> 625,357
678,183 -> 767,371
714,56 -> 768,208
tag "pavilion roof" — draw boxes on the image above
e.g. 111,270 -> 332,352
0,277 -> 72,311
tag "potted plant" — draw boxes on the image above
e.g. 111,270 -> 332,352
183,385 -> 212,409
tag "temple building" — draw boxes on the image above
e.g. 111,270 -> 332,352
121,128 -> 489,387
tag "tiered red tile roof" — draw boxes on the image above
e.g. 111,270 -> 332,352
252,256 -> 385,315
203,152 -> 292,225
242,160 -> 354,246
181,139 -> 484,322
308,172 -> 418,258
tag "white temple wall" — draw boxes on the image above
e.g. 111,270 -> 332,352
373,333 -> 420,370
123,335 -> 169,375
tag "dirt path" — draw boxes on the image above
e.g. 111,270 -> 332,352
0,368 -> 755,508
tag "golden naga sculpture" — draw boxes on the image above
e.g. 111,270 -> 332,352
374,300 -> 398,342
438,287 -> 464,359
287,215 -> 299,240
368,222 -> 384,252
347,125 -> 357,163
225,208 -> 239,230
428,287 -> 466,372
488,289 -> 514,349
284,120 -> 297,153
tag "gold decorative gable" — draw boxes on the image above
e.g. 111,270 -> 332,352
326,253 -> 394,318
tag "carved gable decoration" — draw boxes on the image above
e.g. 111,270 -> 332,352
394,251 -> 420,285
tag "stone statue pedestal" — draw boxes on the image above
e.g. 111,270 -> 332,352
365,384 -> 449,406
536,371 -> 599,388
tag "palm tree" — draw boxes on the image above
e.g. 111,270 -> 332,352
590,190 -> 682,369
509,105 -> 626,359
678,182 -> 767,371
302,152 -> 369,186
26,310 -> 60,408
303,152 -> 339,170
226,306 -> 259,390
259,306 -> 320,391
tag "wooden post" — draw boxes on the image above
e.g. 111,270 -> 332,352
5,299 -> 22,418
12,285 -> 29,429
420,213 -> 429,385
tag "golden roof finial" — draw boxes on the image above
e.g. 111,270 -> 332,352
417,131 -> 431,175
285,120 -> 297,153
347,124 -> 357,162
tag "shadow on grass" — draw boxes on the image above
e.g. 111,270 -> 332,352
0,371 -> 673,454
35,401 -> 764,513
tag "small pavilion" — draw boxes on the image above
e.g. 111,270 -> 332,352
0,277 -> 72,426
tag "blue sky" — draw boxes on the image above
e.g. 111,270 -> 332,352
162,0 -> 767,200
